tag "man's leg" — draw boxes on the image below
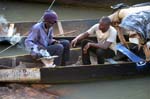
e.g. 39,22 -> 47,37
96,48 -> 115,64
47,44 -> 64,66
81,39 -> 93,65
59,40 -> 70,66
129,43 -> 145,59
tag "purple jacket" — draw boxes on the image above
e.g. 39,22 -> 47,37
25,22 -> 54,50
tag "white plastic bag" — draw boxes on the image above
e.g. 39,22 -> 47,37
146,41 -> 150,49
10,33 -> 21,45
39,49 -> 50,57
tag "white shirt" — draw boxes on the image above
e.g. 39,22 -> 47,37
87,23 -> 117,54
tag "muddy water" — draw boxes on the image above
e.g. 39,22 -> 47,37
0,1 -> 150,99
0,1 -> 111,22
0,44 -> 28,56
50,77 -> 150,99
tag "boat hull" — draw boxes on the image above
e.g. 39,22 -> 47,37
0,44 -> 149,84
40,63 -> 150,83
12,19 -> 99,37
0,17 -> 149,84
13,0 -> 150,8
0,62 -> 149,84
0,19 -> 129,43
0,19 -> 98,39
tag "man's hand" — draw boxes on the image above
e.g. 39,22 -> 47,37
51,39 -> 60,45
83,43 -> 91,54
71,38 -> 78,48
38,45 -> 46,50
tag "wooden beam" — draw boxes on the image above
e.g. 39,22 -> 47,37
57,21 -> 64,36
55,30 -> 77,36
0,54 -> 29,59
7,23 -> 15,37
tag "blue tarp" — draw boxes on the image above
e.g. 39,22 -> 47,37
119,10 -> 150,41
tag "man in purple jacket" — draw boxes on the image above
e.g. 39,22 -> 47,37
25,10 -> 70,66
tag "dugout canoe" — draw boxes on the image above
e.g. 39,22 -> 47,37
0,19 -> 99,43
12,0 -> 150,8
0,48 -> 150,84
0,20 -> 149,84
0,18 -> 129,43
9,19 -> 99,37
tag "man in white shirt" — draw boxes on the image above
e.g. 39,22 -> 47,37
71,16 -> 117,64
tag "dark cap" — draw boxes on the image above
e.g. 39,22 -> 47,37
43,10 -> 58,23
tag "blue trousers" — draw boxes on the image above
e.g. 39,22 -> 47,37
46,39 -> 70,66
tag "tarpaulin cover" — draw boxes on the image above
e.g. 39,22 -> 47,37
119,10 -> 150,41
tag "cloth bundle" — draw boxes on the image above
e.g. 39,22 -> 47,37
120,10 -> 150,42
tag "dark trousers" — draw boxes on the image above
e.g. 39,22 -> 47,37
47,39 -> 70,66
129,43 -> 145,59
81,39 -> 115,65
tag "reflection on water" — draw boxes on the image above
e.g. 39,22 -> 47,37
0,1 -> 150,99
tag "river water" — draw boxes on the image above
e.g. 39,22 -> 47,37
0,1 -> 150,99
0,1 -> 111,22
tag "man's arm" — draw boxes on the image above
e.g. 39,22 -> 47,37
71,32 -> 89,47
71,23 -> 98,47
25,28 -> 43,50
83,41 -> 112,54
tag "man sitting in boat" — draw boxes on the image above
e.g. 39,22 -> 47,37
71,16 -> 117,65
115,10 -> 150,61
25,10 -> 70,66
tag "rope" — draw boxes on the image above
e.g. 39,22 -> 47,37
0,44 -> 14,54
0,0 -> 56,55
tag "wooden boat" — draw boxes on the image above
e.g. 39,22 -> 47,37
0,19 -> 99,43
13,0 -> 150,8
0,17 -> 149,84
0,36 -> 150,84
1,18 -> 130,44
0,52 -> 150,84
9,19 -> 98,37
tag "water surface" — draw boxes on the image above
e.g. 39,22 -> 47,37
0,1 -> 112,22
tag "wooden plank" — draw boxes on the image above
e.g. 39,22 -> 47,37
57,21 -> 64,36
0,47 -> 82,67
0,54 -> 29,59
55,30 -> 77,36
